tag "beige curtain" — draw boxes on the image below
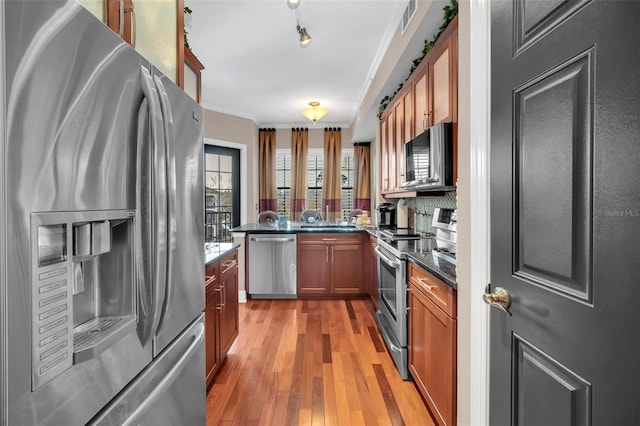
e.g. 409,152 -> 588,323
258,128 -> 277,212
290,128 -> 308,221
322,127 -> 342,221
354,143 -> 371,211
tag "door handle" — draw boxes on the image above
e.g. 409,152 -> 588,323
483,284 -> 512,316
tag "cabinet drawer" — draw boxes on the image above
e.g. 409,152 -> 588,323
220,250 -> 238,276
297,233 -> 363,245
205,261 -> 220,288
408,261 -> 456,318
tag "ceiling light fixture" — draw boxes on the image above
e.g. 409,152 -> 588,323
301,101 -> 328,123
297,23 -> 311,48
287,0 -> 301,9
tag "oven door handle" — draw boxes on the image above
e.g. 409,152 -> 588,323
375,246 -> 400,270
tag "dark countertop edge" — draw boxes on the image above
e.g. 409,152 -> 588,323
231,224 -> 378,234
406,254 -> 457,289
205,242 -> 240,266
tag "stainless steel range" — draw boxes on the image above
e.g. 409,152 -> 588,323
374,208 -> 457,380
374,230 -> 419,380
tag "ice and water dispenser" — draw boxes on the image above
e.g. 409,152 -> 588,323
31,210 -> 137,389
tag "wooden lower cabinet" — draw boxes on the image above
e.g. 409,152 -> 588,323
205,249 -> 239,390
297,244 -> 330,295
297,233 -> 364,297
205,283 -> 220,388
408,261 -> 457,426
219,253 -> 239,356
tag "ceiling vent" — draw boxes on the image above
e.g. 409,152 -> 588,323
401,0 -> 417,34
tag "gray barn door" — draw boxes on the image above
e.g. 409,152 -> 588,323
489,1 -> 640,425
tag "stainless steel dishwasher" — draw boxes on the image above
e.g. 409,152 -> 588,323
248,234 -> 297,298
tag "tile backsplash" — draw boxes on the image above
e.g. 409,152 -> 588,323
382,191 -> 457,235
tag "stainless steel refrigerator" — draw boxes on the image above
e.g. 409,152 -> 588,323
0,1 -> 206,424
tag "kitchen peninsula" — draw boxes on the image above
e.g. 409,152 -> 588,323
232,223 -> 456,298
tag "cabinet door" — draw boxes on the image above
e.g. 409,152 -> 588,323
386,109 -> 397,191
205,285 -> 220,389
380,117 -> 390,192
429,34 -> 457,126
409,284 -> 456,426
331,244 -> 364,294
297,244 -> 330,295
403,91 -> 413,142
413,71 -> 429,135
105,0 -> 180,83
394,100 -> 405,189
219,265 -> 238,357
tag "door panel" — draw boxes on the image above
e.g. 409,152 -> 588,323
490,1 -> 640,425
512,334 -> 590,426
514,49 -> 593,302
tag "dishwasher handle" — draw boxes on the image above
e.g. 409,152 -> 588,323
250,237 -> 295,243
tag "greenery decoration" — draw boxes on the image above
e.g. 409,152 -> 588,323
377,0 -> 458,119
184,6 -> 193,48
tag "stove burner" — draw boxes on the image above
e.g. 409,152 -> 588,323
380,228 -> 420,241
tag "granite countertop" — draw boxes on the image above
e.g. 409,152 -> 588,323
231,222 -> 377,234
205,242 -> 240,266
406,250 -> 457,288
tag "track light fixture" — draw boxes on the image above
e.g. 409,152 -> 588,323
297,23 -> 311,48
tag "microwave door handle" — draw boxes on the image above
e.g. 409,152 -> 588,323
375,246 -> 400,270
139,66 -> 168,343
152,74 -> 176,335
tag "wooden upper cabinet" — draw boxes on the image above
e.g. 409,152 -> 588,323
380,116 -> 390,192
379,16 -> 458,196
429,31 -> 457,126
413,71 -> 429,136
403,91 -> 413,143
394,100 -> 405,189
184,47 -> 205,103
386,109 -> 397,191
104,0 -> 184,86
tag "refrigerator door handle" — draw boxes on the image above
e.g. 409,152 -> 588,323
121,321 -> 205,426
152,75 -> 177,337
139,66 -> 168,344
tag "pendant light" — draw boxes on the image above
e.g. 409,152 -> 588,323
301,102 -> 328,123
287,0 -> 301,9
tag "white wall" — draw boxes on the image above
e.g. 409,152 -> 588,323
203,109 -> 258,223
274,127 -> 354,150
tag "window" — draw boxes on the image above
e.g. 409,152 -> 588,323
204,145 -> 240,242
276,151 -> 291,218
307,149 -> 323,212
275,148 -> 354,220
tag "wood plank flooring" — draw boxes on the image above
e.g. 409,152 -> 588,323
206,299 -> 436,426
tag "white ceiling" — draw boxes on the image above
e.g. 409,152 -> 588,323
184,0 -> 411,140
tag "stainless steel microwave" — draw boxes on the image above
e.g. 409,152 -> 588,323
402,122 -> 455,191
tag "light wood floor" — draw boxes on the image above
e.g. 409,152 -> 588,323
206,298 -> 436,426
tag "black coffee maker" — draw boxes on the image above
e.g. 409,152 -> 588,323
376,203 -> 396,228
